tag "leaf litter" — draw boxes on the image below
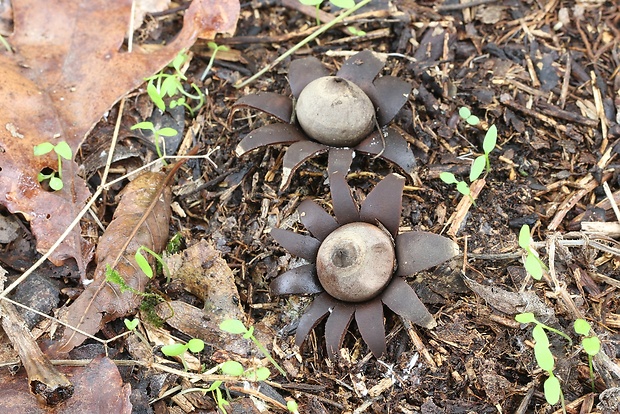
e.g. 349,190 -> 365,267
1,0 -> 620,413
0,0 -> 239,273
50,171 -> 172,354
0,0 -> 240,410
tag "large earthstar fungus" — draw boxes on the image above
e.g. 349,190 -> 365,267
269,172 -> 459,359
229,51 -> 416,189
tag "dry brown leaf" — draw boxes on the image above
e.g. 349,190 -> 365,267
50,172 -> 171,353
0,356 -> 130,413
0,0 -> 239,273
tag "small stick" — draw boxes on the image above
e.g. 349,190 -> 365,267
0,267 -> 73,405
447,178 -> 486,237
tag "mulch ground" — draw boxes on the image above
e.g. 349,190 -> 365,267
4,0 -> 620,413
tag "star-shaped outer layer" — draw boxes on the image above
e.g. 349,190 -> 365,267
269,172 -> 459,359
228,50 -> 416,189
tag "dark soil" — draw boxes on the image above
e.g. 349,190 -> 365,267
4,0 -> 620,413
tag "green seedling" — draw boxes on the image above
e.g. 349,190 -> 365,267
205,381 -> 230,413
440,171 -> 474,204
161,338 -> 205,371
516,312 -> 573,345
145,49 -> 204,114
124,318 -> 151,344
190,360 -> 270,413
516,312 -> 570,411
134,245 -> 171,282
33,141 -> 72,191
574,319 -> 601,391
220,360 -> 271,382
219,319 -> 287,377
458,106 -> 480,126
457,106 -> 497,181
469,124 -> 497,181
440,108 -> 497,202
130,121 -> 178,162
347,26 -> 366,36
201,41 -> 230,81
287,400 -> 300,414
518,225 -> 547,280
124,318 -> 139,331
299,0 -> 355,25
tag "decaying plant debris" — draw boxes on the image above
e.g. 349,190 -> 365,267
0,0 -> 619,413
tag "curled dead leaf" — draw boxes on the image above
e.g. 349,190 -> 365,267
50,172 -> 171,354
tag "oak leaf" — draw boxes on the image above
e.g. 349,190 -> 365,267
0,0 -> 239,273
51,172 -> 171,353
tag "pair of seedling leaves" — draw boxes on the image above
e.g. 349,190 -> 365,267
0,0 -> 239,274
440,107 -> 497,199
516,312 -> 601,407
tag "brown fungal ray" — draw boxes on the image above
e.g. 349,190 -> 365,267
288,56 -> 330,98
228,92 -> 293,124
329,172 -> 360,225
395,231 -> 459,276
337,51 -> 411,127
355,298 -> 386,358
324,302 -> 355,359
298,199 -> 339,241
270,228 -> 321,261
360,173 -> 405,238
356,128 -> 416,178
295,292 -> 338,348
327,147 -> 354,177
366,76 -> 412,126
281,140 -> 328,189
336,50 -> 384,94
381,277 -> 436,329
270,264 -> 323,295
235,123 -> 307,157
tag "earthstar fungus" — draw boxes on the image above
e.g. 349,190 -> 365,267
229,51 -> 416,189
270,172 -> 459,359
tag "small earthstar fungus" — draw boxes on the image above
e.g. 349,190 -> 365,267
269,172 -> 459,359
229,50 -> 415,189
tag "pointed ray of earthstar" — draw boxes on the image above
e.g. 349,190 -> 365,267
324,302 -> 355,359
360,173 -> 405,238
235,123 -> 306,156
270,264 -> 323,295
395,231 -> 459,276
229,92 -> 293,123
270,228 -> 320,261
298,200 -> 339,241
381,277 -> 437,329
355,128 -> 416,178
355,298 -> 386,357
329,172 -> 360,225
366,76 -> 412,126
327,147 -> 354,177
295,292 -> 338,347
337,50 -> 384,93
280,140 -> 328,189
288,56 -> 330,98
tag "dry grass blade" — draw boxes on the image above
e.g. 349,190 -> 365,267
51,172 -> 172,353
